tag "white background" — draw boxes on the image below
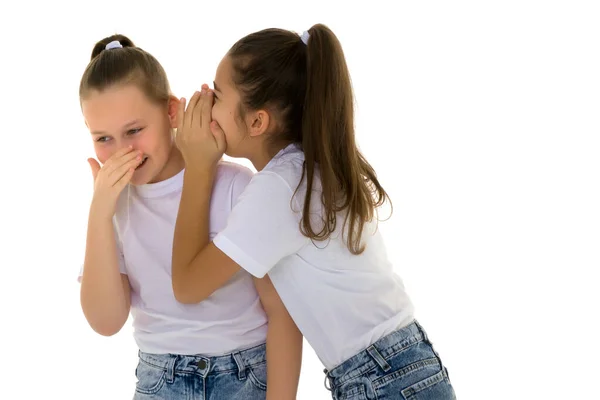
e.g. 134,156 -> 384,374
1,1 -> 598,399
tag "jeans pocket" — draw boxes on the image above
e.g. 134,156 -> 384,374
135,359 -> 167,395
336,382 -> 369,400
372,355 -> 445,400
246,361 -> 267,391
401,368 -> 455,400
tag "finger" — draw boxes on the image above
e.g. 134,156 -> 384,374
102,145 -> 135,170
185,91 -> 202,130
104,149 -> 141,174
193,90 -> 207,131
113,166 -> 136,193
108,154 -> 142,182
176,97 -> 186,135
108,156 -> 141,185
201,89 -> 214,129
110,145 -> 135,160
87,158 -> 101,180
210,121 -> 227,153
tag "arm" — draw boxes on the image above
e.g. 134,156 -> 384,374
172,89 -> 304,302
254,275 -> 302,400
171,168 -> 241,303
80,212 -> 131,336
172,169 -> 309,304
172,168 -> 302,398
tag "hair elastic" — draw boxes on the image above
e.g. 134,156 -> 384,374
105,40 -> 123,50
300,31 -> 310,45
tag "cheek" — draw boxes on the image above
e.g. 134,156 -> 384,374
214,104 -> 241,136
212,103 -> 234,128
143,127 -> 173,156
93,143 -> 113,164
211,104 -> 224,126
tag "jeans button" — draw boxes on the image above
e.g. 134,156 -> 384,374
198,359 -> 207,369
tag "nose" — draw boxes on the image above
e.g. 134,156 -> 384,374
117,145 -> 138,154
117,137 -> 139,152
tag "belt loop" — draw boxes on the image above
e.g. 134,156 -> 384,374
232,351 -> 247,380
366,345 -> 391,372
323,369 -> 333,392
414,319 -> 429,342
165,355 -> 177,384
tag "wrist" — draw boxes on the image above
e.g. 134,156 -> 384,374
89,201 -> 115,224
183,165 -> 218,184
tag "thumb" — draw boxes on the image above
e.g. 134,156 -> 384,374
87,158 -> 101,180
210,121 -> 227,153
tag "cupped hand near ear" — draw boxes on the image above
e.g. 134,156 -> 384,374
175,85 -> 226,173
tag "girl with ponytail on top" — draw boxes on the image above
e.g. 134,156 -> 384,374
77,34 -> 302,400
172,24 -> 457,399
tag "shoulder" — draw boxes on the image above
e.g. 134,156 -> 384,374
260,144 -> 305,189
214,161 -> 255,204
216,160 -> 255,182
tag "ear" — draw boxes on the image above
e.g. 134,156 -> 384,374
247,109 -> 270,138
167,95 -> 180,128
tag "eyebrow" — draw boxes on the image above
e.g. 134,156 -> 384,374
91,119 -> 142,135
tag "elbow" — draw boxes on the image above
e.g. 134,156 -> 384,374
173,288 -> 194,304
87,317 -> 125,337
93,324 -> 122,337
80,297 -> 127,337
172,278 -> 208,305
171,267 -> 191,304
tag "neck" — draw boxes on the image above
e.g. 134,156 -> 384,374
250,141 -> 292,171
149,146 -> 185,183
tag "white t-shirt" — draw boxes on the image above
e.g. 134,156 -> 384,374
213,144 -> 415,370
79,162 -> 268,356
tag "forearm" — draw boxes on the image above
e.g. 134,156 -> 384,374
171,168 -> 216,298
80,212 -> 129,336
254,276 -> 303,399
265,313 -> 303,400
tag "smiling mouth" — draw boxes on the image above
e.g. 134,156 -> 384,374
136,156 -> 148,170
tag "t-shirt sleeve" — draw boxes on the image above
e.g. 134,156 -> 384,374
77,218 -> 127,282
230,166 -> 254,208
213,170 -> 309,278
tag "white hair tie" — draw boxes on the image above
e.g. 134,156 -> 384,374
105,40 -> 123,50
300,31 -> 310,45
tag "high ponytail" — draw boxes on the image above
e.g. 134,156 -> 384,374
300,24 -> 390,254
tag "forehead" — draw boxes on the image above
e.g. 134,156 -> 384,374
82,85 -> 154,128
214,56 -> 234,90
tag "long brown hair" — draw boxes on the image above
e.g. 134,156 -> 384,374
229,24 -> 391,255
79,34 -> 171,105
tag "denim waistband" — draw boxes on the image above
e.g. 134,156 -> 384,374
138,342 -> 266,379
324,320 -> 426,387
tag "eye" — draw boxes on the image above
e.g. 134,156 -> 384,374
96,136 -> 110,143
127,128 -> 143,135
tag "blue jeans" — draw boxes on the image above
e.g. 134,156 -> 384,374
324,320 -> 456,399
133,343 -> 267,400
